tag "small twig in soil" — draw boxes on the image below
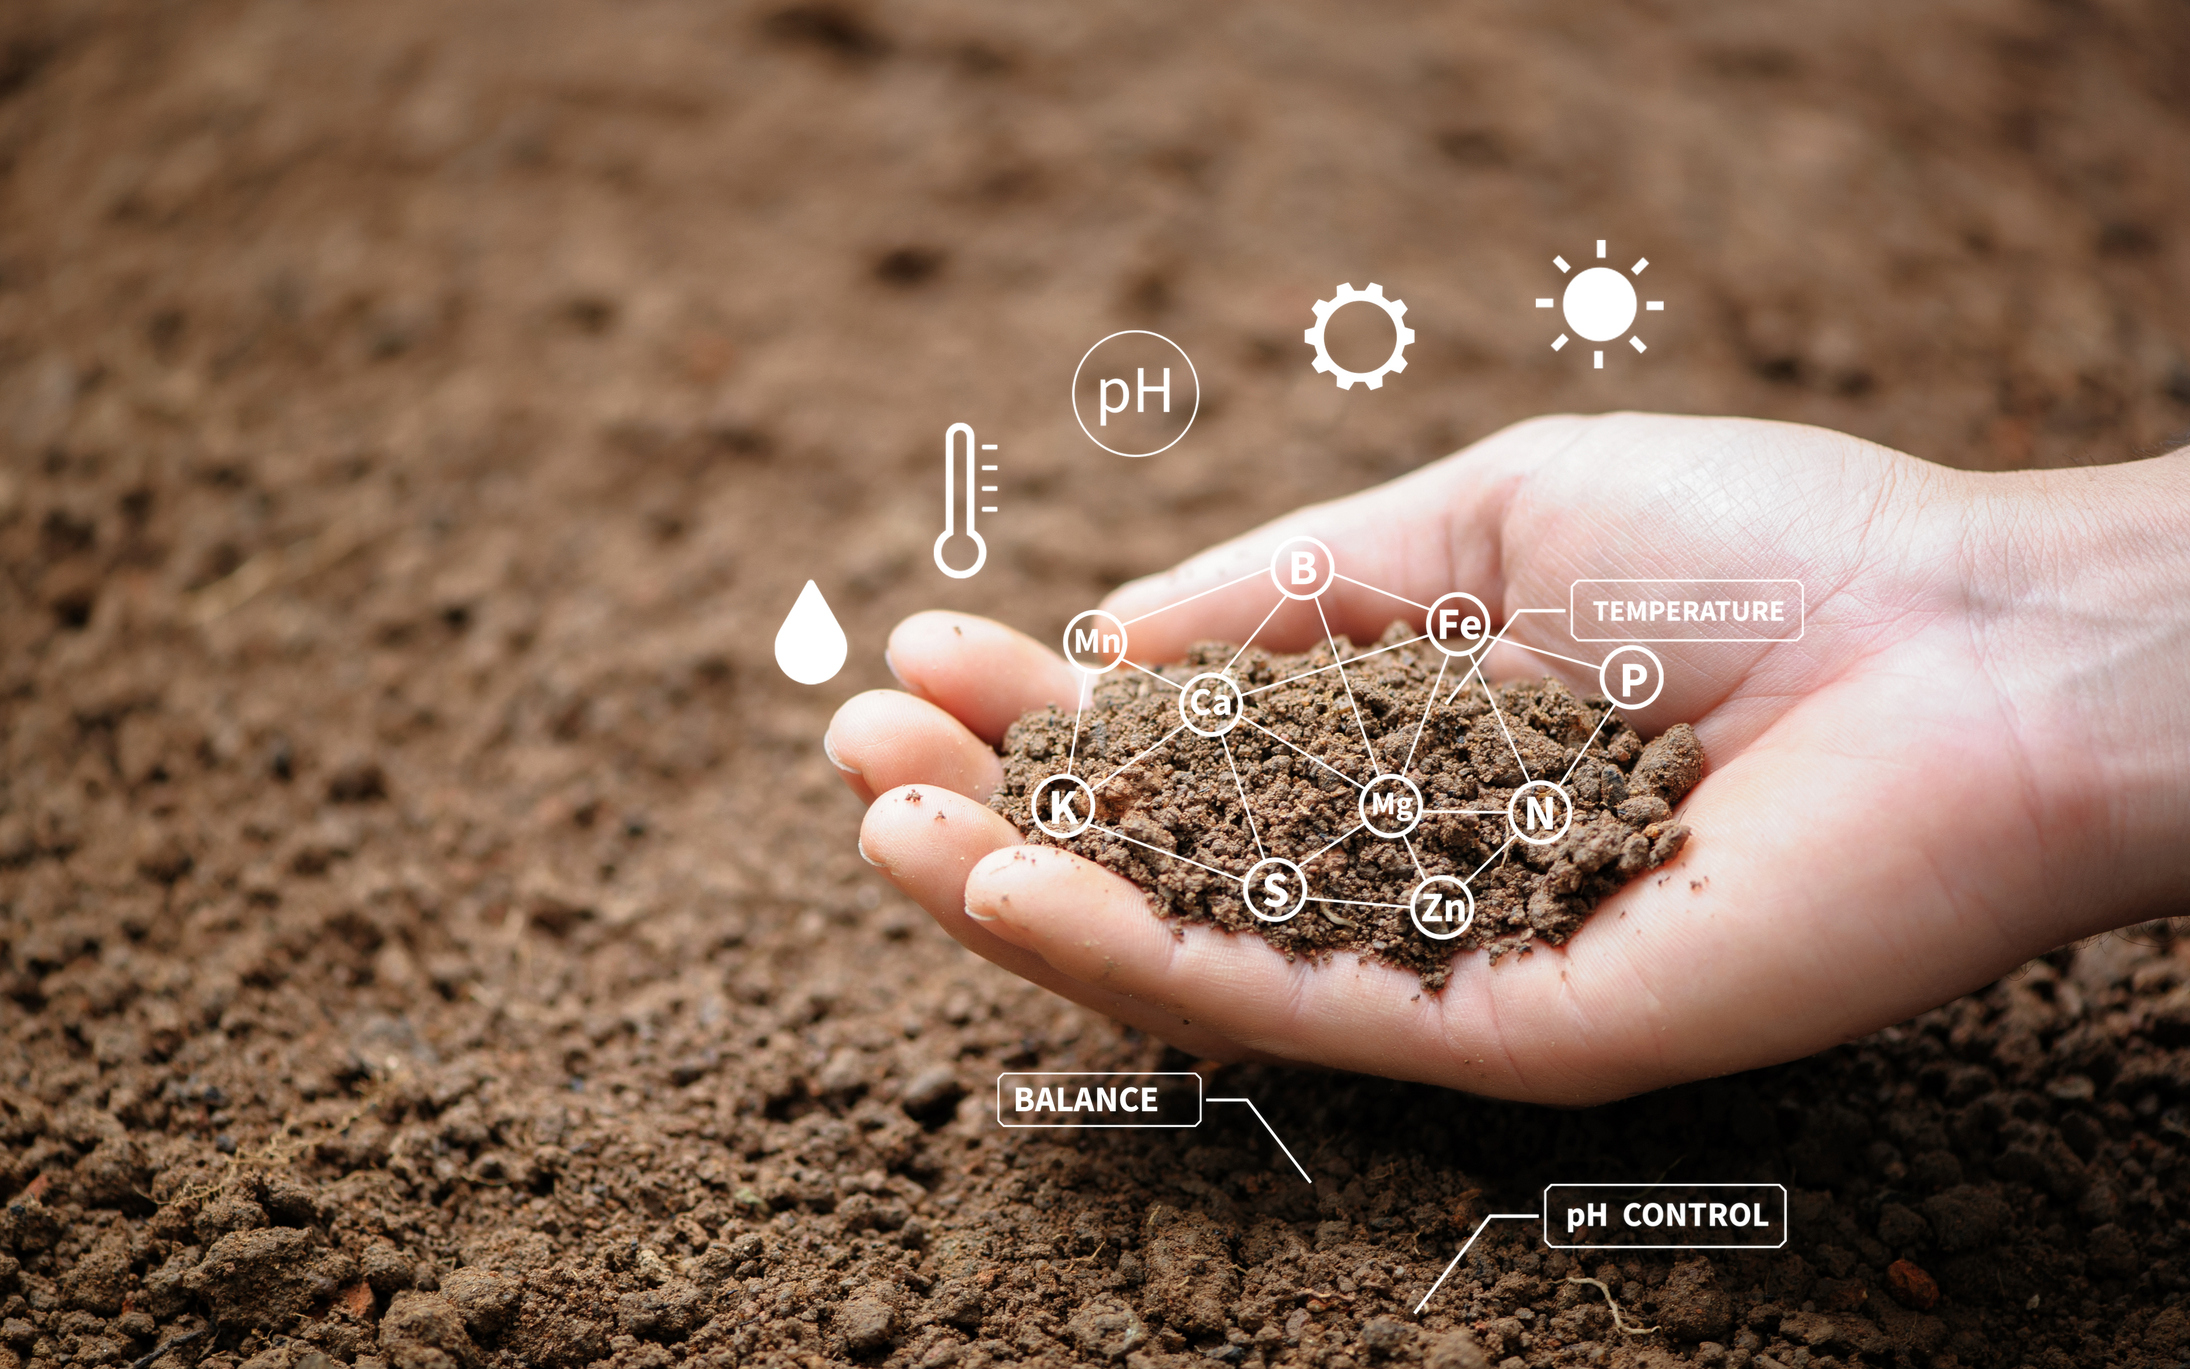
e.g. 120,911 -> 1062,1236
1566,1276 -> 1660,1337
130,1326 -> 209,1369
1318,907 -> 1355,929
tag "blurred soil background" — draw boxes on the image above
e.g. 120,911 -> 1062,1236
2,2 -> 2189,1369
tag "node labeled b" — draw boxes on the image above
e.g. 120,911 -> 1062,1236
1063,610 -> 1129,673
1508,779 -> 1573,846
1409,875 -> 1475,941
1598,644 -> 1665,710
1427,591 -> 1493,658
1242,857 -> 1308,923
1359,773 -> 1424,839
1031,773 -> 1096,839
1179,672 -> 1244,738
1269,535 -> 1337,600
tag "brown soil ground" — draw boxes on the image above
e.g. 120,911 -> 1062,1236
992,634 -> 1699,986
2,3 -> 2189,1369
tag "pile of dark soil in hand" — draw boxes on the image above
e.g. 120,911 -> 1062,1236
993,628 -> 1701,987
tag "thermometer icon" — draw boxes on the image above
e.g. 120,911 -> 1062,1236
934,422 -> 995,579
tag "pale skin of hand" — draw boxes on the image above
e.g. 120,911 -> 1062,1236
825,413 -> 2190,1105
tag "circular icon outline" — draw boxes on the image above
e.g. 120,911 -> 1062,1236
1242,856 -> 1309,923
1408,875 -> 1475,941
1178,672 -> 1246,738
1426,591 -> 1495,659
1269,535 -> 1338,601
1506,779 -> 1574,847
1062,609 -> 1130,674
1070,331 -> 1201,459
1358,773 -> 1425,840
1597,643 -> 1666,711
1031,773 -> 1097,840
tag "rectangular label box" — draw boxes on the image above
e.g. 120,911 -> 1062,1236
995,1072 -> 1202,1128
1570,579 -> 1805,643
1543,1183 -> 1789,1249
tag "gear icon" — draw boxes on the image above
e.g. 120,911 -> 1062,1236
1304,281 -> 1415,390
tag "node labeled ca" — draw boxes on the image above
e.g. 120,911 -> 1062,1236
1031,773 -> 1096,839
1242,857 -> 1308,923
1427,591 -> 1493,658
1269,535 -> 1336,600
1409,875 -> 1474,941
1305,282 -> 1414,390
1179,672 -> 1244,738
1508,778 -> 1573,846
1071,331 -> 1199,458
1062,609 -> 1129,673
1360,773 -> 1423,839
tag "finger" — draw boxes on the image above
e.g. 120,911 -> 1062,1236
886,611 -> 1082,747
858,784 -> 1279,1063
1099,415 -> 1597,662
966,836 -> 1557,1091
826,690 -> 1003,804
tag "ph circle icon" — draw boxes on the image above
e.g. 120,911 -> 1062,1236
1063,610 -> 1129,674
1242,857 -> 1308,924
1031,773 -> 1096,840
1427,591 -> 1493,658
1071,330 -> 1199,459
1507,779 -> 1573,846
1599,644 -> 1665,711
1269,535 -> 1337,600
1179,672 -> 1244,738
1305,282 -> 1414,390
1359,773 -> 1424,839
1409,875 -> 1475,941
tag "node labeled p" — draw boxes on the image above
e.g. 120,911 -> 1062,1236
1507,779 -> 1573,847
1063,609 -> 1129,674
1597,644 -> 1665,711
1179,672 -> 1245,738
1242,857 -> 1308,924
1269,535 -> 1337,601
1031,774 -> 1096,840
1427,591 -> 1493,658
1408,875 -> 1474,941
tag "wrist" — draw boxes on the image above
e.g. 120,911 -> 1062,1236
1968,449 -> 2190,937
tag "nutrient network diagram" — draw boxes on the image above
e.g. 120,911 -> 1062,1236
1017,539 -> 1787,943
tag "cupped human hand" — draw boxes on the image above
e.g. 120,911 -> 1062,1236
825,412 -> 2190,1104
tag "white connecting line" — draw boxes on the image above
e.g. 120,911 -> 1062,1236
1414,1212 -> 1542,1314
1206,1096 -> 1313,1183
1038,556 -> 1626,922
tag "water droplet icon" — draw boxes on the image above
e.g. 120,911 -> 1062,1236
774,580 -> 848,685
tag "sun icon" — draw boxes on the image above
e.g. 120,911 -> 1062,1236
1538,240 -> 1662,368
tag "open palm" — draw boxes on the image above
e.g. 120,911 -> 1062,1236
827,413 -> 2169,1104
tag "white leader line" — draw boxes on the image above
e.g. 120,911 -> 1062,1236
1206,1097 -> 1312,1183
1414,1212 -> 1542,1314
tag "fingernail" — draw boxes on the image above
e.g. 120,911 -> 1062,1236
822,730 -> 860,779
857,833 -> 885,869
884,648 -> 911,691
963,892 -> 997,922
